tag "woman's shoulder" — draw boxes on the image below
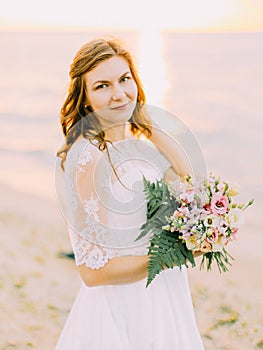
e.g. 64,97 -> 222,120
66,137 -> 103,170
72,136 -> 101,153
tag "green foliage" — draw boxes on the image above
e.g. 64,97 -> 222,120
146,231 -> 195,287
256,341 -> 263,349
137,176 -> 195,287
143,176 -> 170,219
200,248 -> 234,273
136,177 -> 175,242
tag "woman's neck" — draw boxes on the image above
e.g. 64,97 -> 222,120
104,123 -> 132,142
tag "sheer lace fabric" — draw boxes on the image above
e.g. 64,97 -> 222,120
64,137 -> 171,269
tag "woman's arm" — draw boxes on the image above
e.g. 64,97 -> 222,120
78,251 -> 204,287
164,166 -> 180,182
78,255 -> 149,287
150,126 -> 192,179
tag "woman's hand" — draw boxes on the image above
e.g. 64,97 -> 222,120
193,250 -> 204,258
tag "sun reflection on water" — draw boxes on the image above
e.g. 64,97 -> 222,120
138,29 -> 169,106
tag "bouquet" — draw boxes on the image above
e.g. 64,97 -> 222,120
136,173 -> 254,287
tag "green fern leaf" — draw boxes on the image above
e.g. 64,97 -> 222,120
136,177 -> 196,287
146,231 -> 195,287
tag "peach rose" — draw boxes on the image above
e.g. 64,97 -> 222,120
206,228 -> 219,243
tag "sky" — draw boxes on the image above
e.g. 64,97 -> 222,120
1,0 -> 263,31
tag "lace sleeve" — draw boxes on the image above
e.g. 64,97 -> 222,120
65,139 -> 113,269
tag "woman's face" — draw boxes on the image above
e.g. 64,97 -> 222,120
84,56 -> 138,128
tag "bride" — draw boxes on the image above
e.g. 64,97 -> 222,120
55,36 -> 204,349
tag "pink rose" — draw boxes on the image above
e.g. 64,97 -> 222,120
210,193 -> 229,216
203,203 -> 212,213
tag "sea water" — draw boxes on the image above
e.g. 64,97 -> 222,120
0,31 -> 262,225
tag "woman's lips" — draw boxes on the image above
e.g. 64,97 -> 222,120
110,102 -> 130,110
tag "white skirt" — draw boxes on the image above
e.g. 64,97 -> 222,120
55,267 -> 204,350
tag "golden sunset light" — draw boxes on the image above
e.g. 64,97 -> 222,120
1,0 -> 263,346
138,28 -> 169,105
1,0 -> 263,32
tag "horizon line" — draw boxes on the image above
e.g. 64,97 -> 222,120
1,25 -> 263,34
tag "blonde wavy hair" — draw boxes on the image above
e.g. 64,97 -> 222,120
57,37 -> 152,169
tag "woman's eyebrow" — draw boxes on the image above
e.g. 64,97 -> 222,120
119,71 -> 132,78
92,79 -> 109,87
92,71 -> 131,86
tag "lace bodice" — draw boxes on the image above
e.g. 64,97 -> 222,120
63,136 -> 171,269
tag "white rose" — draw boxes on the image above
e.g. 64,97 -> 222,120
226,208 -> 244,228
228,182 -> 240,196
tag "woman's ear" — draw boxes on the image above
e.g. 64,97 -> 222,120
84,99 -> 91,109
84,102 -> 93,112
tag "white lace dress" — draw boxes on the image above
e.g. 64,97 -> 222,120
55,136 -> 204,350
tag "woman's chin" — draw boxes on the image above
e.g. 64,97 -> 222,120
97,107 -> 136,129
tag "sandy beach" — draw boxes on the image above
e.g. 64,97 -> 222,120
0,180 -> 262,350
0,183 -> 79,349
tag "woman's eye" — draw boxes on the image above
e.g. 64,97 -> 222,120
96,83 -> 108,90
121,76 -> 131,83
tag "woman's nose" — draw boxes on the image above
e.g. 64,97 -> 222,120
112,83 -> 126,100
